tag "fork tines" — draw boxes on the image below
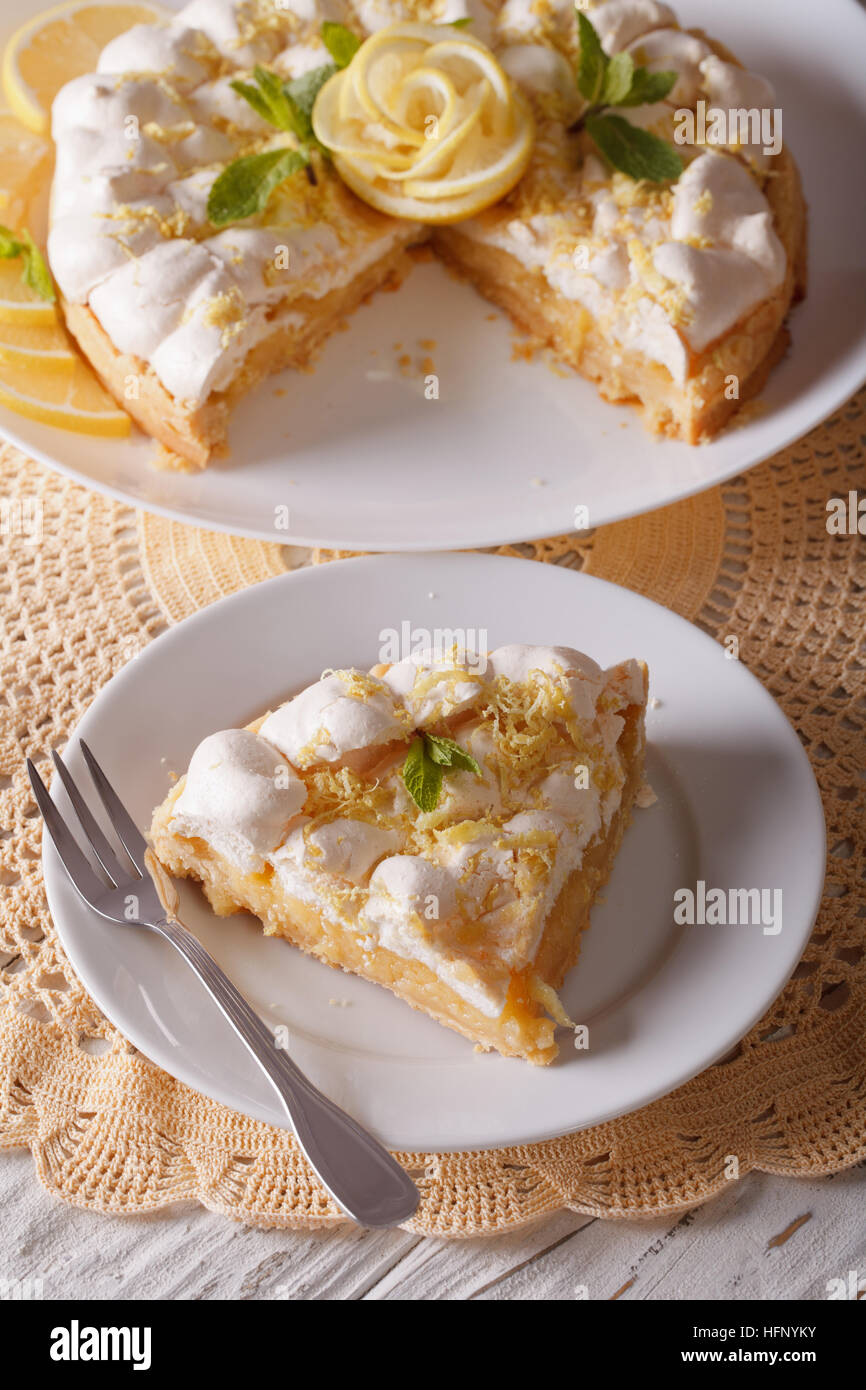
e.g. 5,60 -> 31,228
27,742 -> 147,902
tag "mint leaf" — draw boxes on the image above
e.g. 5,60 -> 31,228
402,733 -> 481,810
220,64 -> 334,209
258,63 -> 304,134
207,148 -> 308,227
446,746 -> 483,775
584,112 -> 682,183
0,227 -> 25,259
402,737 -> 443,813
616,67 -> 677,107
19,232 -> 55,301
286,63 -> 337,122
229,78 -> 276,125
449,15 -> 472,25
282,90 -> 313,143
321,21 -> 361,68
231,66 -> 303,137
423,734 -> 481,775
602,50 -> 634,106
576,10 -> 607,105
0,224 -> 55,301
283,64 -> 337,150
232,62 -> 335,146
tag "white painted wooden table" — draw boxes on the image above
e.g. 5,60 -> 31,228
3,1150 -> 864,1299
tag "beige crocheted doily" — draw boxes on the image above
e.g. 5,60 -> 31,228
1,393 -> 864,1235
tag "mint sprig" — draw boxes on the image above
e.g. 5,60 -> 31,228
232,62 -> 336,147
616,66 -> 682,108
402,733 -> 482,813
423,734 -> 482,773
208,24 -> 363,227
571,10 -> 682,184
0,226 -> 55,302
576,11 -> 607,106
207,148 -> 308,227
321,19 -> 361,67
283,63 -> 338,140
585,112 -> 682,183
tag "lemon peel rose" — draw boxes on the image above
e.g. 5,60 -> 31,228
312,22 -> 535,225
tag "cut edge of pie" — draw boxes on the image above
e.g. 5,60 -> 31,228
61,234 -> 423,470
435,143 -> 806,445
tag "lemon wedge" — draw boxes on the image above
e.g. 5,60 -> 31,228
312,22 -> 534,224
0,319 -> 76,371
2,1 -> 166,135
0,104 -> 58,322
0,358 -> 130,435
0,259 -> 57,325
0,109 -> 53,240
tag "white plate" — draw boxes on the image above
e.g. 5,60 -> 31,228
42,553 -> 825,1151
2,0 -> 866,549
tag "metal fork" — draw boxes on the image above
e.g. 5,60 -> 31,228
27,741 -> 420,1229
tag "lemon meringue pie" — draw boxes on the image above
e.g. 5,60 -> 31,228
48,0 -> 806,465
149,643 -> 649,1064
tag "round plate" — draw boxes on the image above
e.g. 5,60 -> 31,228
2,0 -> 866,549
42,553 -> 825,1151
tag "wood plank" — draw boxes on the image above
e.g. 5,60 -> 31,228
0,1150 -> 417,1301
472,1167 -> 866,1301
3,1148 -> 864,1301
361,1210 -> 595,1300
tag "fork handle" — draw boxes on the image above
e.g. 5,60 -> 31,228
155,917 -> 420,1228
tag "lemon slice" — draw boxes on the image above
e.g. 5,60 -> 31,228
0,109 -> 54,239
0,103 -> 58,322
0,319 -> 76,371
0,358 -> 130,435
2,1 -> 166,135
0,259 -> 58,325
312,21 -> 535,225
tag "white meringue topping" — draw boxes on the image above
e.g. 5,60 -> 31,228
654,152 -> 786,351
88,240 -> 228,364
698,55 -> 778,167
626,27 -> 711,105
170,728 -> 306,872
97,23 -> 212,92
174,0 -> 283,67
436,724 -> 502,819
360,854 -> 514,1014
381,647 -> 486,725
274,816 -> 399,884
489,643 -> 605,723
260,670 -> 407,768
498,43 -> 579,112
588,0 -> 676,56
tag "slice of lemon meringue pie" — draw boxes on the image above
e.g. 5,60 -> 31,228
47,0 -> 805,465
150,644 -> 649,1064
